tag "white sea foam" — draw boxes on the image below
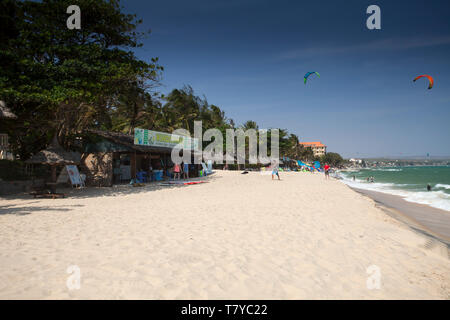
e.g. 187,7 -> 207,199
339,174 -> 450,212
368,168 -> 403,172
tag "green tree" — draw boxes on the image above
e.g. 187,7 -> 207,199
300,147 -> 315,162
110,78 -> 163,135
0,0 -> 162,158
161,86 -> 202,133
284,134 -> 302,159
320,152 -> 344,167
161,86 -> 234,149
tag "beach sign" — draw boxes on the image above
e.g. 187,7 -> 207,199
134,128 -> 199,150
56,165 -> 82,186
66,165 -> 82,186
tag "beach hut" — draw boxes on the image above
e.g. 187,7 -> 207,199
81,129 -> 201,186
26,136 -> 81,185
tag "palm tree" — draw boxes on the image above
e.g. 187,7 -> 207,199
286,134 -> 302,159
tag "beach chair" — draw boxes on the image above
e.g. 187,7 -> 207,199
201,163 -> 208,176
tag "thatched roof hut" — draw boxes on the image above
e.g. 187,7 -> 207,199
26,136 -> 81,165
0,101 -> 17,119
26,136 -> 81,182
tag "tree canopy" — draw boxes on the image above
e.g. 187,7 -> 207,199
319,152 -> 345,167
0,0 -> 343,165
1,0 -> 162,158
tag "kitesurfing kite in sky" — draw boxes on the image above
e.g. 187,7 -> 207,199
304,72 -> 320,84
413,75 -> 434,90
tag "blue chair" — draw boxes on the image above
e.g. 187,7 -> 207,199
136,171 -> 147,183
153,170 -> 163,181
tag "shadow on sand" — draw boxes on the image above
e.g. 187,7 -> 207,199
0,172 -> 222,202
0,204 -> 84,216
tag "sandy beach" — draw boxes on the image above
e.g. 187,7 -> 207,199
0,171 -> 449,299
352,188 -> 450,244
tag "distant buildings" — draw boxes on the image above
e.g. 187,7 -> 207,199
300,141 -> 327,157
349,158 -> 363,164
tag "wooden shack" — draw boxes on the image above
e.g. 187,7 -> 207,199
82,130 -> 199,186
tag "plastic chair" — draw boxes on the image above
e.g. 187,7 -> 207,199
136,171 -> 147,183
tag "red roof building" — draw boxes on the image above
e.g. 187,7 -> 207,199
299,141 -> 327,157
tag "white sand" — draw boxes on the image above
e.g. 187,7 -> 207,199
0,171 -> 448,299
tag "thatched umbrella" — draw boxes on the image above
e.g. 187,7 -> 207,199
0,101 -> 17,119
26,136 -> 81,182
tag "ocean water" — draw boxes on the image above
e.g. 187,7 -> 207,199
339,166 -> 450,211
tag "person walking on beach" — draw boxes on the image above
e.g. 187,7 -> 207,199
183,162 -> 189,179
173,162 -> 181,180
324,163 -> 330,180
272,161 -> 280,180
427,184 -> 432,191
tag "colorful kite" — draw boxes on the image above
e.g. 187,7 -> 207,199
413,75 -> 434,90
304,72 -> 320,84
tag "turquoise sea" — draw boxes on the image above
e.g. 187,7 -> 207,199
339,166 -> 450,211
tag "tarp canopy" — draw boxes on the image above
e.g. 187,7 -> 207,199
297,160 -> 321,171
297,160 -> 311,168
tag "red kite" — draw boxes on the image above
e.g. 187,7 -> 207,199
413,75 -> 434,90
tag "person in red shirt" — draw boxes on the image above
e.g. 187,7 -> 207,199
324,163 -> 330,180
173,163 -> 181,180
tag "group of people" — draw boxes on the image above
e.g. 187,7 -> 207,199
172,162 -> 190,180
351,175 -> 374,183
271,162 -> 332,181
135,161 -> 191,182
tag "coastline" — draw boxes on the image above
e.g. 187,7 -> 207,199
338,166 -> 450,212
1,171 -> 449,299
350,187 -> 450,248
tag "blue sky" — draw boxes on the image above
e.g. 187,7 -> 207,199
124,0 -> 450,158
